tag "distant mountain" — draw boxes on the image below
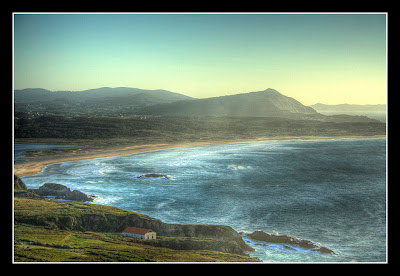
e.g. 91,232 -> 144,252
310,103 -> 386,112
14,87 -> 195,116
310,103 -> 386,123
138,88 -> 318,118
14,87 -> 382,123
14,87 -> 194,105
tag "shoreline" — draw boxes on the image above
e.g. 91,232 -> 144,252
14,135 -> 385,177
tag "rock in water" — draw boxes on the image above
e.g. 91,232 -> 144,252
36,183 -> 71,196
138,174 -> 169,179
36,183 -> 94,202
314,246 -> 335,254
247,230 -> 334,254
66,190 -> 93,202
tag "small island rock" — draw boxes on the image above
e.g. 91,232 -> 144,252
247,230 -> 334,254
36,183 -> 94,202
138,174 -> 169,179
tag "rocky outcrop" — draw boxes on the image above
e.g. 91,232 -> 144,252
247,231 -> 334,254
139,237 -> 249,256
14,175 -> 41,198
35,183 -> 94,202
138,174 -> 169,179
14,175 -> 27,190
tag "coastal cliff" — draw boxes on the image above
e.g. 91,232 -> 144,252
61,211 -> 253,254
14,172 -> 254,261
14,197 -> 254,260
14,175 -> 255,261
14,176 -> 251,253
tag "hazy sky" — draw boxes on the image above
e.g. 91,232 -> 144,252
13,13 -> 387,105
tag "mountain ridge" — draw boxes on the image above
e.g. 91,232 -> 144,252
14,87 -> 382,122
14,87 -> 195,116
310,103 -> 386,123
310,103 -> 386,111
138,88 -> 318,118
14,87 -> 194,103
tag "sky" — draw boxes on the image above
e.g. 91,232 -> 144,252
13,13 -> 387,105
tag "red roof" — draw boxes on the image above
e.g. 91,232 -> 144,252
122,227 -> 152,235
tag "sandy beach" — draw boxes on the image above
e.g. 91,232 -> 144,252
14,135 -> 385,177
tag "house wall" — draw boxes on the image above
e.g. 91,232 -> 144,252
122,232 -> 145,239
122,231 -> 157,240
145,231 -> 157,240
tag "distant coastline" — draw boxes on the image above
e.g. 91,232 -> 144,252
14,135 -> 386,177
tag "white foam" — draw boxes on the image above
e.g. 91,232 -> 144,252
91,195 -> 123,205
155,198 -> 177,209
227,164 -> 253,170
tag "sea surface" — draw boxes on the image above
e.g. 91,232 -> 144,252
18,138 -> 387,262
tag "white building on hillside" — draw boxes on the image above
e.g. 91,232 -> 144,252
122,227 -> 157,240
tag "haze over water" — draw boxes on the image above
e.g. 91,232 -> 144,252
20,138 -> 387,262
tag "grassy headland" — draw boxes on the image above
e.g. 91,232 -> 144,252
14,194 -> 260,262
14,223 -> 259,262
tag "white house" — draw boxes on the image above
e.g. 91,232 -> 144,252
122,227 -> 157,240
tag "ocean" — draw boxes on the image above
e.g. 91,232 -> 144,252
18,138 -> 387,262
